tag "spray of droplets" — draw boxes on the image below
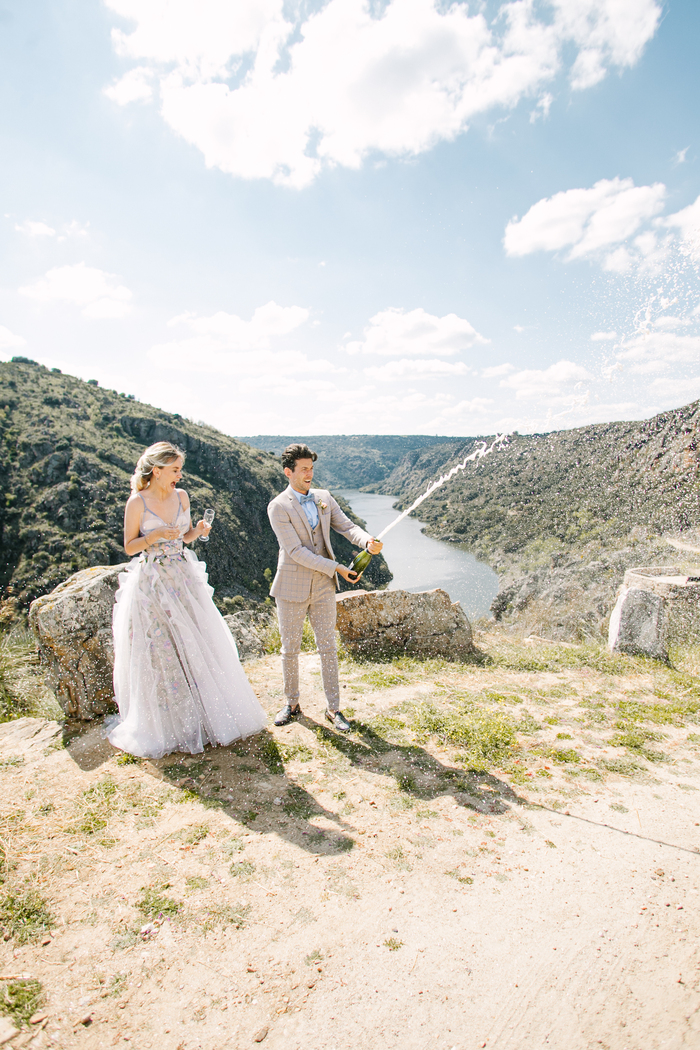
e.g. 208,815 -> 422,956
376,433 -> 509,541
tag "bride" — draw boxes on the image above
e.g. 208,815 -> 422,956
108,441 -> 267,759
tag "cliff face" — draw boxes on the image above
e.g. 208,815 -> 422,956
0,359 -> 390,620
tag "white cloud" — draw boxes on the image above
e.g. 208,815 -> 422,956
105,66 -> 154,105
616,331 -> 700,373
19,263 -> 133,319
591,330 -> 617,341
664,194 -> 700,260
482,363 -> 515,378
648,375 -> 700,401
500,359 -> 592,400
168,302 -> 309,348
0,325 -> 26,349
346,307 -> 486,357
504,177 -> 666,268
104,0 -> 661,187
364,358 -> 470,380
149,302 -> 313,376
675,147 -> 689,165
15,220 -> 56,238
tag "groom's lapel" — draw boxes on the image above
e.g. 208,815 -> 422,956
286,487 -> 314,543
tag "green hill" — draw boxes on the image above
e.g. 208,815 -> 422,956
376,406 -> 700,569
0,359 -> 391,622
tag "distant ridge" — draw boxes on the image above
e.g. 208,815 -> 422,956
238,435 -> 465,491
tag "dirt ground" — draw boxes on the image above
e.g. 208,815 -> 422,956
1,632 -> 700,1050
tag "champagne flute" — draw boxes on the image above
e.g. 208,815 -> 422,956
199,508 -> 215,542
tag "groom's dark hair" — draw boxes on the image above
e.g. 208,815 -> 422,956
282,443 -> 318,471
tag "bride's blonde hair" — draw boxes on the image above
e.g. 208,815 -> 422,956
130,441 -> 186,493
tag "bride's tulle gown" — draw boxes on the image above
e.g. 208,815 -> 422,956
108,492 -> 267,759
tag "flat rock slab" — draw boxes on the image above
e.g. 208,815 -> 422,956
336,587 -> 474,660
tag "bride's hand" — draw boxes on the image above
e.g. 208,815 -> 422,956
148,526 -> 181,544
194,519 -> 212,538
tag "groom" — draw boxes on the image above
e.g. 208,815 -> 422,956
267,443 -> 383,732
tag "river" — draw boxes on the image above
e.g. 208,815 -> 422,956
337,490 -> 500,618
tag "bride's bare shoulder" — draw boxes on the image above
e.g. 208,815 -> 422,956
176,488 -> 190,509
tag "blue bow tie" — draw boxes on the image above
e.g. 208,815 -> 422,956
299,493 -> 315,504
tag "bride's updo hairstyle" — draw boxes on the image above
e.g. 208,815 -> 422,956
130,442 -> 186,493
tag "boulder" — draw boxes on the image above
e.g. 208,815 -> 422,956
29,564 -> 127,720
335,587 -> 475,660
30,564 -> 269,721
223,611 -> 267,661
608,585 -> 668,661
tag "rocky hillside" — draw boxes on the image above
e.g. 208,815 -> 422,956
374,403 -> 700,639
239,434 -> 462,490
0,359 -> 390,620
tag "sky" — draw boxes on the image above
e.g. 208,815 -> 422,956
1,0 -> 699,438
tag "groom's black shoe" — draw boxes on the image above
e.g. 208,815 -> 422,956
274,703 -> 301,727
326,709 -> 351,733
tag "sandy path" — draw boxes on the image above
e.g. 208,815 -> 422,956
1,640 -> 699,1050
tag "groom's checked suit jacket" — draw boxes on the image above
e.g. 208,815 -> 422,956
267,486 -> 372,603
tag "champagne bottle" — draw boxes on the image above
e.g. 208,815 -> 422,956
348,549 -> 372,575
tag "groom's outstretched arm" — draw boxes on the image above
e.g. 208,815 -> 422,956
327,494 -> 373,549
268,502 -> 338,578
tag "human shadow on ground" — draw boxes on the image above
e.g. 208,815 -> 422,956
61,712 -> 524,856
145,716 -> 525,856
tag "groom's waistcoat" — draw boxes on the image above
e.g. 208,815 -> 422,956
267,486 -> 372,604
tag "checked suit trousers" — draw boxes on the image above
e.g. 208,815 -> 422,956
275,524 -> 340,712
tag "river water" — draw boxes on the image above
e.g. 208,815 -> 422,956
337,490 -> 500,618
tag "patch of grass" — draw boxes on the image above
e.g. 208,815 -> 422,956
611,728 -> 666,762
258,734 -> 285,774
600,757 -> 646,777
181,823 -> 209,845
371,713 -> 408,736
610,802 -> 629,813
116,752 -> 141,765
304,949 -> 323,965
185,876 -> 208,890
410,701 -> 517,771
383,937 -> 403,951
283,785 -> 316,820
74,775 -> 119,834
0,886 -> 53,944
162,759 -> 208,781
137,883 -> 179,920
201,902 -> 250,931
416,808 -> 440,819
556,732 -> 573,740
516,713 -> 542,734
445,869 -> 473,884
0,755 -> 23,768
0,977 -> 44,1026
230,860 -> 256,879
279,741 -> 314,763
394,771 -> 416,792
0,628 -> 61,723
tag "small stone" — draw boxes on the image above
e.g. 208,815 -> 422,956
78,1013 -> 93,1026
273,798 -> 282,806
253,1026 -> 269,1043
41,936 -> 52,946
29,1012 -> 48,1025
0,1017 -> 19,1045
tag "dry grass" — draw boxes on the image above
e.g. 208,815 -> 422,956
0,628 -> 61,723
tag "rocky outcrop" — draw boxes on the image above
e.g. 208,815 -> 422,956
223,611 -> 268,661
608,587 -> 668,661
335,588 -> 475,660
607,566 -> 700,660
29,564 -> 127,720
29,565 -> 269,721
